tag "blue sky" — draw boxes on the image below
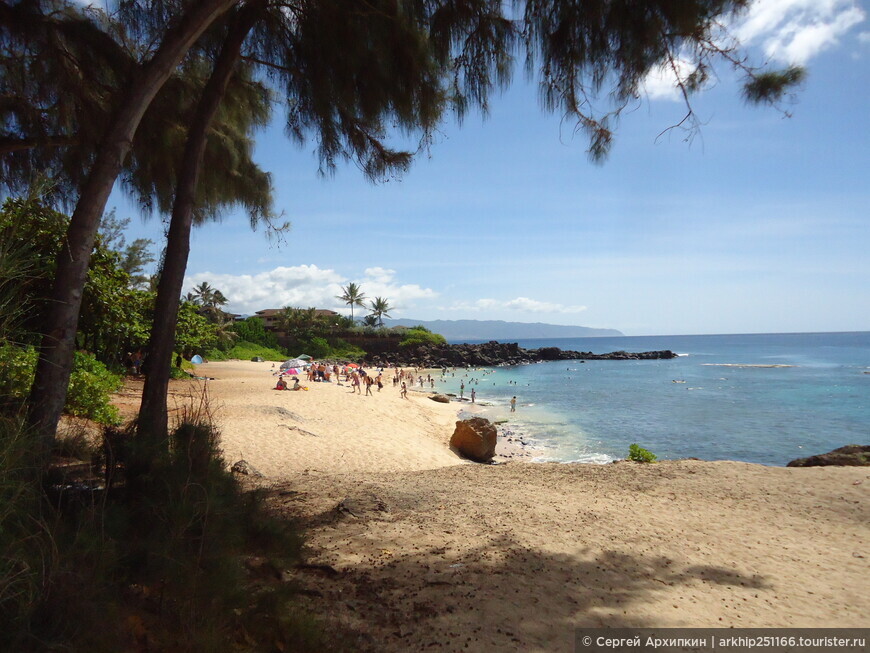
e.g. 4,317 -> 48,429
112,0 -> 870,336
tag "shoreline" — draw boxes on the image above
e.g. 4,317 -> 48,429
111,360 -> 869,648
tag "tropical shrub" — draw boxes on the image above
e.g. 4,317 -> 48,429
66,351 -> 123,424
399,325 -> 447,348
207,341 -> 286,362
628,443 -> 657,463
231,317 -> 279,350
0,344 -> 121,423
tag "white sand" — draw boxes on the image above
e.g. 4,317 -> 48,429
115,360 -> 870,650
194,360 -> 463,476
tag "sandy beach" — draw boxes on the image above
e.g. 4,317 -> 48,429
116,360 -> 869,650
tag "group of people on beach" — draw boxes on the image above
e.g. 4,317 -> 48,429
270,360 -> 518,411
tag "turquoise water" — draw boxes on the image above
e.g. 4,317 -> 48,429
438,332 -> 870,466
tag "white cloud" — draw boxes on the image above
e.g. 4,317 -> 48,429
642,58 -> 698,101
734,0 -> 865,63
504,297 -> 587,314
184,265 -> 437,315
643,0 -> 866,99
443,297 -> 587,315
362,267 -> 396,284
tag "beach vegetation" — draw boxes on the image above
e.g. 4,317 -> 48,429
0,402 -> 323,651
628,443 -> 658,463
0,344 -> 122,425
368,296 -> 393,328
207,340 -> 287,362
400,325 -> 448,348
99,211 -> 156,289
336,282 -> 367,324
232,316 -> 280,350
0,197 -> 153,364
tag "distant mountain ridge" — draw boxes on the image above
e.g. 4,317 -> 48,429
383,318 -> 622,341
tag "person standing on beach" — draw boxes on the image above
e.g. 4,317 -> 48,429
364,375 -> 373,396
400,382 -> 407,399
460,382 -> 465,399
471,388 -> 476,403
510,396 -> 517,412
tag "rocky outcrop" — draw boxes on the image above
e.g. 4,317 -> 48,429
786,444 -> 870,467
449,417 -> 497,463
429,394 -> 450,403
364,340 -> 677,368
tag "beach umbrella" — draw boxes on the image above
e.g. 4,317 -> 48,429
281,358 -> 307,370
275,367 -> 303,376
296,354 -> 313,360
346,363 -> 360,368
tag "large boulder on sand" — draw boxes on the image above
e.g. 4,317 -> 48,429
786,444 -> 870,467
429,394 -> 450,403
450,417 -> 497,463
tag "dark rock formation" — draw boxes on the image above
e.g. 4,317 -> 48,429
786,444 -> 870,467
450,417 -> 497,463
364,340 -> 677,368
429,394 -> 450,403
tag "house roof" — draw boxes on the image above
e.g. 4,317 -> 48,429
255,308 -> 340,317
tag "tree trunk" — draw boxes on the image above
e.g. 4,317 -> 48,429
138,5 -> 260,446
26,0 -> 238,447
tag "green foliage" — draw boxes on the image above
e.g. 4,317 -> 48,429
368,296 -> 392,327
399,325 -> 447,348
231,316 -> 279,350
66,352 -> 123,424
175,301 -> 220,355
0,198 -> 152,359
742,66 -> 806,106
208,341 -> 287,362
302,337 -> 330,359
335,283 -> 366,322
628,443 -> 658,463
169,366 -> 191,380
325,339 -> 366,361
0,344 -> 121,424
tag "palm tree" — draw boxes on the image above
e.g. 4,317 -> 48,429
192,282 -> 215,306
369,296 -> 392,328
336,282 -> 367,324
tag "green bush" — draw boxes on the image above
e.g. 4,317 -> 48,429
204,348 -> 227,361
230,317 -> 279,350
215,341 -> 287,361
66,351 -> 122,424
628,443 -> 657,463
169,365 -> 191,379
399,325 -> 447,348
326,339 -> 366,361
0,344 -> 121,424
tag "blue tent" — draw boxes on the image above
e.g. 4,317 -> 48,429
190,354 -> 203,364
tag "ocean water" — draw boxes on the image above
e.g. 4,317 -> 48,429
436,332 -> 870,466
